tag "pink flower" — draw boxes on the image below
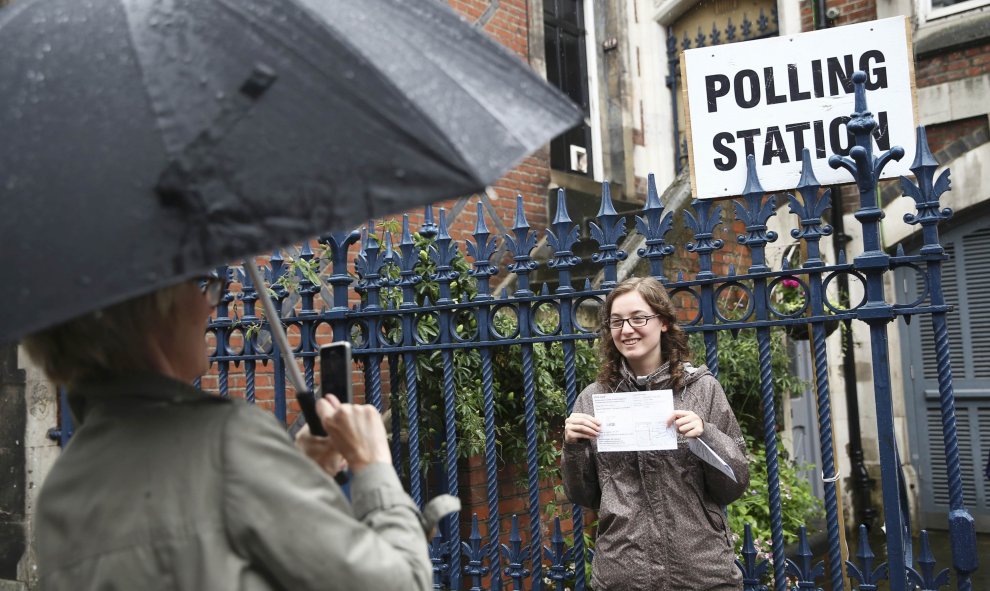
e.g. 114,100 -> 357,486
781,278 -> 799,289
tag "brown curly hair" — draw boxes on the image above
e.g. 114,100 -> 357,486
597,277 -> 691,392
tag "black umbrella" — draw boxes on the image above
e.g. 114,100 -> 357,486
0,0 -> 582,344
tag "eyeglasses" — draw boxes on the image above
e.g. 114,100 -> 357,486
198,275 -> 225,307
606,314 -> 660,330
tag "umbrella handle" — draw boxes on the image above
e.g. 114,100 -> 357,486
244,263 -> 309,396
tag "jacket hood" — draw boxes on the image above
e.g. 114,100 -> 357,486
618,360 -> 713,392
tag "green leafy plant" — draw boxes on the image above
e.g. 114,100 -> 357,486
689,329 -> 805,440
727,436 -> 824,556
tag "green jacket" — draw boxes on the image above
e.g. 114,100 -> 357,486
37,373 -> 432,590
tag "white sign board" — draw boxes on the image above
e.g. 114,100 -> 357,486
682,17 -> 917,199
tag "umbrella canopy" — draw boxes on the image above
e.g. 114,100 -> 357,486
0,0 -> 582,343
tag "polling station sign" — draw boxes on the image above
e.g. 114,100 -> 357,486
682,17 -> 917,199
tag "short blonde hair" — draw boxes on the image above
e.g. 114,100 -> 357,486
22,284 -> 186,388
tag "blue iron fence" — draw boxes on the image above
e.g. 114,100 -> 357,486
190,75 -> 975,590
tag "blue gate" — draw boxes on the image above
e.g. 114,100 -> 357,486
195,75 -> 977,590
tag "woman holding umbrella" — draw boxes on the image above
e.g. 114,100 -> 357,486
24,277 -> 433,590
2,0 -> 584,587
561,277 -> 750,590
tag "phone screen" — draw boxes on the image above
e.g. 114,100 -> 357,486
319,342 -> 352,404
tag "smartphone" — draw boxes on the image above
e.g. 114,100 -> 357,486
320,341 -> 353,404
294,341 -> 352,438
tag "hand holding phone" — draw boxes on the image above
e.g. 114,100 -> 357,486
295,341 -> 352,437
294,342 -> 354,484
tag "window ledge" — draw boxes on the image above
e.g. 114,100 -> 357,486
915,10 -> 990,57
549,170 -> 621,197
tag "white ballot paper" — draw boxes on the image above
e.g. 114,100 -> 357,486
688,437 -> 738,483
592,390 -> 677,452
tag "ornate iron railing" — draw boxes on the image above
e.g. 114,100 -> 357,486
189,75 -> 975,590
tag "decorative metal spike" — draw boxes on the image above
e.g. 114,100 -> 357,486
553,188 -> 572,225
467,202 -> 498,299
513,194 -> 530,230
500,515 -> 530,584
506,195 -> 538,296
636,173 -> 676,282
597,181 -> 617,217
742,154 -> 765,197
543,517 -> 573,586
797,147 -> 820,189
736,524 -> 770,590
734,156 -> 777,272
547,187 -> 581,293
461,513 -> 489,585
911,126 -> 939,171
909,530 -> 951,590
421,204 -> 438,238
785,526 -> 825,586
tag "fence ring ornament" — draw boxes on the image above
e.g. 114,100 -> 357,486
348,319 -> 370,349
821,268 -> 868,314
450,309 -> 479,343
767,275 -> 810,319
668,286 -> 702,326
490,303 -> 520,340
713,280 -> 754,324
572,295 -> 605,334
889,262 -> 929,310
201,326 -> 226,357
532,301 -> 562,337
413,312 -> 441,346
378,316 -> 403,347
252,326 -> 274,356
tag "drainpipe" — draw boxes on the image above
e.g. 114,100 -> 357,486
815,0 -> 876,531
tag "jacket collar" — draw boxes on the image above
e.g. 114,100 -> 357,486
618,359 -> 672,390
68,372 -> 210,424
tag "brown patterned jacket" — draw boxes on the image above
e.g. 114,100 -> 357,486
561,362 -> 749,591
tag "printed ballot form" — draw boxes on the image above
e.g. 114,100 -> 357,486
592,390 -> 677,452
591,390 -> 738,481
688,437 -> 738,483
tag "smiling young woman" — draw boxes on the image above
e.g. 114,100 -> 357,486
561,276 -> 750,591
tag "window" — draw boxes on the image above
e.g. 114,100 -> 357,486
927,0 -> 990,20
544,0 -> 593,175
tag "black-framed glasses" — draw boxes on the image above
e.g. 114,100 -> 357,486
607,314 -> 660,330
198,275 -> 224,307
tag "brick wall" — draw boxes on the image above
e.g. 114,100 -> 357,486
923,114 -> 990,154
915,41 -> 990,87
799,0 -> 878,31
